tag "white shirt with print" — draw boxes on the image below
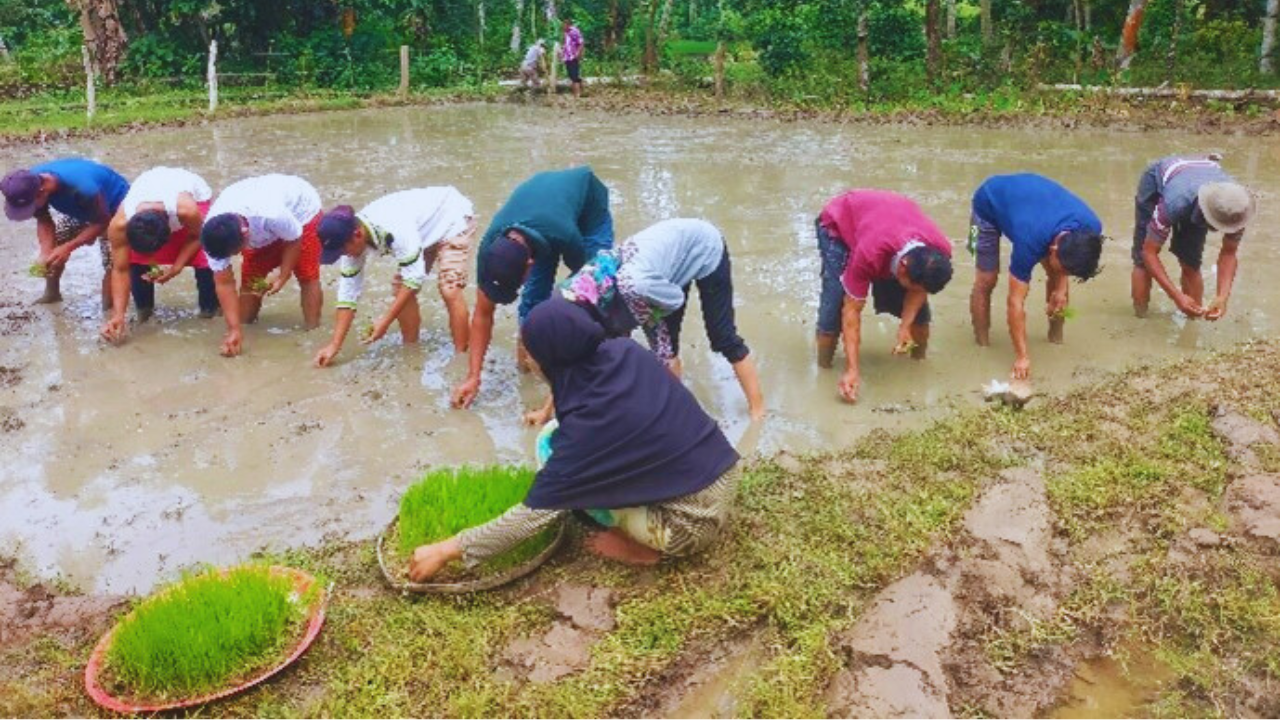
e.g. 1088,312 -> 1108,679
205,174 -> 322,273
121,166 -> 213,231
336,187 -> 474,311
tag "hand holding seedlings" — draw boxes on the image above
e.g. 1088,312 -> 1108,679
142,264 -> 172,284
248,276 -> 271,296
44,244 -> 73,270
101,315 -> 128,345
1049,306 -> 1078,321
264,273 -> 289,296
892,325 -> 917,356
360,320 -> 386,345
1205,297 -> 1228,321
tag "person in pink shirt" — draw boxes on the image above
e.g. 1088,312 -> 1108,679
560,14 -> 584,98
815,190 -> 954,403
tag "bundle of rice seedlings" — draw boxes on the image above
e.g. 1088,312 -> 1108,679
28,262 -> 47,278
104,564 -> 318,700
249,277 -> 271,294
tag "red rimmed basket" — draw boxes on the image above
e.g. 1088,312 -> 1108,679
84,566 -> 329,714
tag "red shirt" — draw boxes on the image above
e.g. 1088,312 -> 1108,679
820,190 -> 952,299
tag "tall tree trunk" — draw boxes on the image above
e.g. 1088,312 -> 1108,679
658,0 -> 675,45
642,0 -> 659,73
68,0 -> 127,85
512,0 -> 524,52
980,0 -> 993,43
857,3 -> 869,94
946,0 -> 956,39
1263,0 -> 1279,74
925,0 -> 942,85
1115,0 -> 1148,69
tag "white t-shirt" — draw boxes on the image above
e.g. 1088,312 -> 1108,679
121,167 -> 213,231
522,43 -> 545,70
205,174 -> 322,273
336,187 -> 475,310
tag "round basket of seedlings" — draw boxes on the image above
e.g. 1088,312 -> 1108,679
84,564 -> 328,713
377,465 -> 566,594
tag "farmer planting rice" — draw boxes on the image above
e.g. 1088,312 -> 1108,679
967,173 -> 1105,381
312,186 -> 477,367
410,295 -> 739,580
451,166 -> 614,409
100,167 -> 217,344
813,189 -> 954,404
553,218 -> 765,422
200,174 -> 324,357
1,158 -> 129,307
1131,154 -> 1257,320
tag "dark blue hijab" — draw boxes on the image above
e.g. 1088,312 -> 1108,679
522,296 -> 739,510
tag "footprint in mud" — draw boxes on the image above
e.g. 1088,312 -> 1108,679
501,584 -> 617,684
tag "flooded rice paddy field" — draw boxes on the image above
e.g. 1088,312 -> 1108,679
0,104 -> 1276,592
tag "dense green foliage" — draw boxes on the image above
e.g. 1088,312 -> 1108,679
397,465 -> 536,555
106,564 -> 312,698
0,0 -> 1274,104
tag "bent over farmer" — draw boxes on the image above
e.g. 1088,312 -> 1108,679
101,166 -> 217,344
409,296 -> 740,581
968,173 -> 1104,381
814,189 -> 954,404
451,166 -> 613,409
313,187 -> 477,367
1,158 -> 129,307
1131,154 -> 1256,321
556,218 -> 765,421
200,174 -> 324,357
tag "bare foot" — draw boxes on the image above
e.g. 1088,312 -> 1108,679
584,529 -> 661,566
34,291 -> 62,305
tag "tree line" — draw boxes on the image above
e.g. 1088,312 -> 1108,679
0,1 -> 1275,99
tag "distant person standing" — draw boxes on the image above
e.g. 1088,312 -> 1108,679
560,15 -> 584,97
967,173 -> 1104,381
199,174 -> 324,357
520,39 -> 547,88
1131,154 -> 1257,320
1,158 -> 129,307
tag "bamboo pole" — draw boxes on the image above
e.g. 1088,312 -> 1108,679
1039,83 -> 1280,100
82,45 -> 95,120
398,45 -> 410,97
207,40 -> 218,114
713,40 -> 725,100
549,40 -> 560,96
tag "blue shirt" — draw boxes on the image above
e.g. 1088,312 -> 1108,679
972,174 -> 1101,283
31,158 -> 129,224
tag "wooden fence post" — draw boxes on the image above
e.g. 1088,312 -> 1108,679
549,41 -> 560,96
713,40 -> 725,100
399,45 -> 410,97
82,46 -> 95,121
207,40 -> 218,114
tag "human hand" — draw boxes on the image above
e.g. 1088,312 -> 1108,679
1046,290 -> 1069,318
522,404 -> 554,427
1174,292 -> 1205,318
360,319 -> 389,346
1204,297 -> 1228,322
838,368 -> 860,403
408,539 -> 461,582
451,376 -> 481,409
100,316 -> 127,344
45,244 -> 73,270
1011,356 -> 1031,381
313,343 -> 340,368
220,328 -> 243,358
265,272 -> 289,296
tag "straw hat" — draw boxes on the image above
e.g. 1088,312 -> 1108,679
1197,182 -> 1256,234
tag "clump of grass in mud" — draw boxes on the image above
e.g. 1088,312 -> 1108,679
389,465 -> 553,577
104,564 -> 317,700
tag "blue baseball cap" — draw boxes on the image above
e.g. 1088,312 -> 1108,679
318,206 -> 357,265
1,169 -> 42,222
478,233 -> 532,305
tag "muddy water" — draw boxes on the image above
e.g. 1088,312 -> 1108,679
1050,649 -> 1175,718
1,105 -> 1277,592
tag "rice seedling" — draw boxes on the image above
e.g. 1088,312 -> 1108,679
249,277 -> 271,294
391,465 -> 554,577
145,264 -> 163,281
104,564 -> 317,700
1052,306 -> 1078,321
28,262 -> 47,278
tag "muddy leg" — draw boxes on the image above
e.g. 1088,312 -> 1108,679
1131,266 -> 1152,317
36,266 -> 64,304
910,324 -> 930,360
1180,263 -> 1204,306
1046,280 -> 1065,344
816,332 -> 838,369
394,278 -> 421,344
299,279 -> 322,330
970,270 -> 997,345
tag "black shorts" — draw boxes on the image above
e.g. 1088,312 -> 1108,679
871,279 -> 931,326
565,59 -> 581,82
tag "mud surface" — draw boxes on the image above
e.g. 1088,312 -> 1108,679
501,583 -> 617,684
1,104 -> 1279,592
0,559 -> 123,648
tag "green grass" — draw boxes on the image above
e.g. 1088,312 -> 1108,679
397,465 -> 536,556
105,564 -> 314,700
